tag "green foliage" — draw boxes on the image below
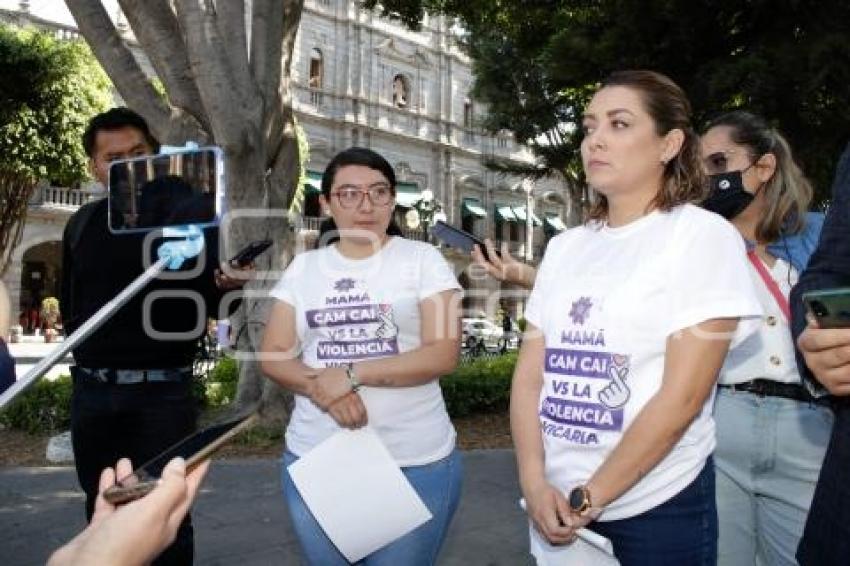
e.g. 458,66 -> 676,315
0,24 -> 112,186
288,120 -> 312,215
440,352 -> 516,417
203,356 -> 239,407
374,0 -> 850,204
0,353 -> 517,434
0,375 -> 72,434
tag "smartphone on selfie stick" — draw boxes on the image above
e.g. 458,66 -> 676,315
431,221 -> 501,262
103,412 -> 258,505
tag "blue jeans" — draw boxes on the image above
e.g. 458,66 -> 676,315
281,449 -> 463,565
588,458 -> 718,566
714,388 -> 832,566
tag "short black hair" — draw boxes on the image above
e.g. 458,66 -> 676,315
320,146 -> 397,196
82,107 -> 160,157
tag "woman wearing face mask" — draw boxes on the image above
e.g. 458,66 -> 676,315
261,147 -> 463,565
512,71 -> 762,564
701,110 -> 832,566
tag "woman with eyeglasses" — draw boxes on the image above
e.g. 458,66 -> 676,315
700,111 -> 832,566
260,147 -> 463,565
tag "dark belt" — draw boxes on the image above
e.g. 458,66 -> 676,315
719,379 -> 829,406
75,366 -> 192,385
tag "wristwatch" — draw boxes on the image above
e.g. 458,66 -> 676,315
345,363 -> 362,393
568,485 -> 602,519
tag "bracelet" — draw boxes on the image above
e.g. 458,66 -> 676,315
345,363 -> 362,393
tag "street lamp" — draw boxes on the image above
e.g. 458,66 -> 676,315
411,189 -> 445,237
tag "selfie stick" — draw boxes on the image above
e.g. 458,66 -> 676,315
0,225 -> 205,409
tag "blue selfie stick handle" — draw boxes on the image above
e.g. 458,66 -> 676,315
157,224 -> 205,270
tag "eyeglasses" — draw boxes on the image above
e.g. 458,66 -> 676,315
330,183 -> 394,209
703,149 -> 755,175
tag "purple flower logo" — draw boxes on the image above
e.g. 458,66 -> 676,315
334,278 -> 357,292
569,297 -> 593,325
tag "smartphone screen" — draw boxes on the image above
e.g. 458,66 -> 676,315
431,221 -> 497,261
229,239 -> 272,267
103,412 -> 257,504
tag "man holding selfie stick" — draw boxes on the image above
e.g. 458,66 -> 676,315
61,108 -> 251,565
790,141 -> 850,566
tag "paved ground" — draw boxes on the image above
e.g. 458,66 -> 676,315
0,450 -> 533,565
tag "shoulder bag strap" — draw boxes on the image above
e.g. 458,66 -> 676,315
747,249 -> 791,322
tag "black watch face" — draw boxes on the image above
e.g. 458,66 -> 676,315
569,487 -> 585,511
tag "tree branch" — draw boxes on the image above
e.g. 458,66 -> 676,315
117,0 -> 211,133
65,0 -> 207,144
174,0 -> 260,150
216,0 -> 251,89
262,0 -> 304,167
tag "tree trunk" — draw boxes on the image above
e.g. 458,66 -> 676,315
66,0 -> 306,426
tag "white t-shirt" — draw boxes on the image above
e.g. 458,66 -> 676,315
269,237 -> 460,466
524,204 -> 762,520
719,258 -> 801,384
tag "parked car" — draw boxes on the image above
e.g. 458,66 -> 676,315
462,318 -> 506,350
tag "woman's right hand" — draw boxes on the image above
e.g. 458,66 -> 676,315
471,239 -> 537,289
327,392 -> 368,429
523,479 -> 576,545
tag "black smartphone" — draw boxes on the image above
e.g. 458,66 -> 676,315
803,288 -> 850,329
431,220 -> 500,262
103,412 -> 258,505
229,239 -> 272,267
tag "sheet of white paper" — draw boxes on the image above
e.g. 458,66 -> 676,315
529,524 -> 620,566
519,499 -> 619,566
288,427 -> 433,562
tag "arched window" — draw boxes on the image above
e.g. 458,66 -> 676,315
392,74 -> 409,108
308,48 -> 323,89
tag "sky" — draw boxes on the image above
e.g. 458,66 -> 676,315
0,0 -> 121,27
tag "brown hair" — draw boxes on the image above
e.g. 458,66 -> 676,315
703,110 -> 812,243
586,70 -> 707,222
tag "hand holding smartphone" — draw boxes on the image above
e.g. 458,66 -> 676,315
103,412 -> 258,505
431,221 -> 500,262
803,288 -> 850,329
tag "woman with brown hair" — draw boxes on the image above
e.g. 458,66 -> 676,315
701,110 -> 831,566
511,70 -> 762,564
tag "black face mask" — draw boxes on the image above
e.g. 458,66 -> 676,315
702,171 -> 755,220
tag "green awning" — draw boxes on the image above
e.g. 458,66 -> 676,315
462,198 -> 486,218
395,181 -> 421,207
304,170 -> 322,195
545,215 -> 567,232
512,206 -> 542,226
495,205 -> 518,222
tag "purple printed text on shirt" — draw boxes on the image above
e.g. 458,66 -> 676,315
545,348 -> 613,379
306,304 -> 385,328
316,338 -> 399,360
539,396 -> 623,431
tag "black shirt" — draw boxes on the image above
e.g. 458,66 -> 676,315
61,199 -> 231,369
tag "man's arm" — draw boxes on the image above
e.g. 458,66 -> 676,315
791,141 -> 850,394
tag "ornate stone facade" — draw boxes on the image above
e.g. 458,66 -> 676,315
2,1 -> 574,324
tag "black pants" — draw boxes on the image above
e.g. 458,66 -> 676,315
797,401 -> 850,566
71,367 -> 198,565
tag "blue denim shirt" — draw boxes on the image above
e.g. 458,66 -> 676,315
764,212 -> 825,273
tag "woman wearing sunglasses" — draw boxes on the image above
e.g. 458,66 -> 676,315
701,110 -> 832,566
261,147 -> 463,565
